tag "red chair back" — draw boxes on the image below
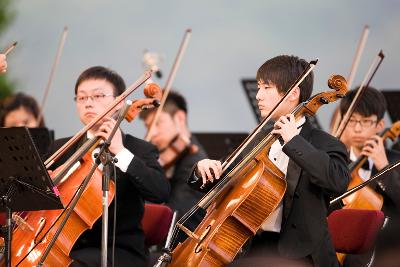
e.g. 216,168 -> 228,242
328,209 -> 385,254
141,203 -> 173,247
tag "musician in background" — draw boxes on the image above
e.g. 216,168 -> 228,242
140,90 -> 207,225
48,66 -> 170,267
189,55 -> 350,267
0,53 -> 7,73
339,87 -> 400,267
0,92 -> 45,127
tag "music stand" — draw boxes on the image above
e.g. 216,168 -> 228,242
0,127 -> 63,267
28,127 -> 55,158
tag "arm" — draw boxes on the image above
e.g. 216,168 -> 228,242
122,136 -> 170,203
283,131 -> 350,194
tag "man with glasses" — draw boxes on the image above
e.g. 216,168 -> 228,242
339,86 -> 400,267
48,66 -> 170,267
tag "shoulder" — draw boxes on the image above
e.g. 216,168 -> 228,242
386,149 -> 400,161
309,127 -> 347,154
123,134 -> 158,154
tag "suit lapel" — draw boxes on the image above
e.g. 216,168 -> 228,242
283,120 -> 313,219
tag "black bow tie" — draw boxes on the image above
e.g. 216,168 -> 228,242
360,159 -> 371,171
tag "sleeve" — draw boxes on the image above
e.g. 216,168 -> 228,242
123,138 -> 170,203
282,131 -> 350,194
376,151 -> 400,206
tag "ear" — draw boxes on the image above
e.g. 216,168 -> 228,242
289,86 -> 301,102
376,118 -> 385,133
173,110 -> 187,125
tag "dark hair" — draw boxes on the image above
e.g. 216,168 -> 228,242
140,90 -> 188,120
74,66 -> 126,96
339,86 -> 387,121
0,92 -> 45,127
256,55 -> 313,103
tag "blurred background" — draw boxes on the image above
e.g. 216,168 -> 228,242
1,0 -> 399,139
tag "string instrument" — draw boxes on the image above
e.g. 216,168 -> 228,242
159,133 -> 199,173
342,121 -> 400,210
1,80 -> 160,266
164,74 -> 347,267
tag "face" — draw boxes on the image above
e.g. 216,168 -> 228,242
256,80 -> 299,120
3,107 -> 39,127
143,111 -> 179,150
75,79 -> 118,128
341,113 -> 384,150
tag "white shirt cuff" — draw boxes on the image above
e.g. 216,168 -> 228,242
114,148 -> 134,173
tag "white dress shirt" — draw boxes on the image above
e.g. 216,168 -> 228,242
260,116 -> 306,232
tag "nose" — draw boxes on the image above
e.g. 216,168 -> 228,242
353,122 -> 362,132
256,88 -> 263,101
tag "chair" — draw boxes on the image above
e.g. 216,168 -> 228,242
327,209 -> 385,266
141,203 -> 174,247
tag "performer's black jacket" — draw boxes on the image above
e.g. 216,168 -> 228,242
189,119 -> 350,267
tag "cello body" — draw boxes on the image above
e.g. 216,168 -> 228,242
170,152 -> 286,267
4,153 -> 114,267
342,171 -> 383,210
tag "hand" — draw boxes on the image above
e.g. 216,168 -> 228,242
195,159 -> 222,186
271,114 -> 298,144
0,54 -> 7,73
94,117 -> 124,155
361,135 -> 389,171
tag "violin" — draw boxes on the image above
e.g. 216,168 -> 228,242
159,133 -> 199,174
0,80 -> 161,267
161,74 -> 347,267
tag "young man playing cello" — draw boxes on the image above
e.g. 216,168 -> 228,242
338,87 -> 400,267
189,55 -> 350,267
48,66 -> 170,267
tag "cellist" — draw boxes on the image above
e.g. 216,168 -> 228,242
189,55 -> 350,267
338,86 -> 400,267
47,66 -> 170,267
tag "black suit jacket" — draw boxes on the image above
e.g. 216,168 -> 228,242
370,149 -> 400,220
48,133 -> 170,263
165,136 -> 207,219
189,120 -> 350,267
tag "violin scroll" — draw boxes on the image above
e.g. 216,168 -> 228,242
125,83 -> 162,122
144,82 -> 162,100
302,75 -> 348,116
328,74 -> 347,95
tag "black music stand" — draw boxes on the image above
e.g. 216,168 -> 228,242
0,127 -> 63,267
28,127 -> 55,158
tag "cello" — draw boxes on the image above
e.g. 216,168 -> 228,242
158,74 -> 347,267
342,121 -> 400,210
1,78 -> 161,266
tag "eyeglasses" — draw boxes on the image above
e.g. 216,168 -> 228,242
347,118 -> 377,128
74,94 -> 114,103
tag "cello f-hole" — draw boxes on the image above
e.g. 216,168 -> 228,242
33,217 -> 46,244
